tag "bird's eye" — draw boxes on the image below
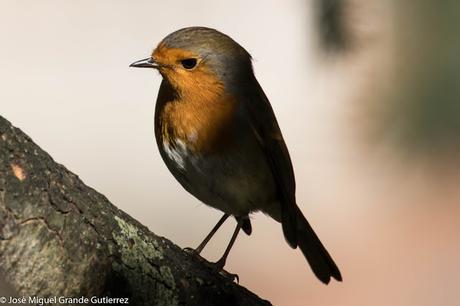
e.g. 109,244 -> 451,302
180,58 -> 197,70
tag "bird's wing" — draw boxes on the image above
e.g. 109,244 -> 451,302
243,77 -> 299,248
242,78 -> 343,283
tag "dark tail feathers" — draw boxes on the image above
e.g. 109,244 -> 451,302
284,205 -> 342,284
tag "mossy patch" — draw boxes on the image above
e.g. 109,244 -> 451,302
112,216 -> 178,305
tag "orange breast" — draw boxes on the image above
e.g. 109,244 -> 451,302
158,90 -> 238,154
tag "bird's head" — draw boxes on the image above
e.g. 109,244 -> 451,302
130,27 -> 253,97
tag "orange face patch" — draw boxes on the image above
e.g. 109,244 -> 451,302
153,43 -> 198,66
153,43 -> 238,154
152,43 -> 224,98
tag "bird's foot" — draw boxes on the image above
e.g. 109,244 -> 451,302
183,247 -> 239,283
211,259 -> 239,283
183,247 -> 200,256
218,268 -> 239,283
183,247 -> 207,264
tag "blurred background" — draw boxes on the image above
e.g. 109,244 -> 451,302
1,1 -> 459,305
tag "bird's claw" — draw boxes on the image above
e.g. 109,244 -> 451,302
211,259 -> 239,283
183,247 -> 199,256
183,247 -> 239,283
218,269 -> 239,283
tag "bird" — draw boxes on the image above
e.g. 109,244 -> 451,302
130,26 -> 342,284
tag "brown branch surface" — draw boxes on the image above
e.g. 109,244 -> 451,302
0,116 -> 271,306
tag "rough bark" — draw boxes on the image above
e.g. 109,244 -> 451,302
0,116 -> 271,306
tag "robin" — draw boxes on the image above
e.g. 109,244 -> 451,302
130,27 -> 342,284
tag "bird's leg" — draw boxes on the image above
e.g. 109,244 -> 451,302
213,218 -> 243,271
184,213 -> 229,255
211,218 -> 243,282
195,213 -> 230,254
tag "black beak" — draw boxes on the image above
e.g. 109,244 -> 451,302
129,57 -> 160,69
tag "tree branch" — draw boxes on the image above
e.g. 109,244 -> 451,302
0,116 -> 271,306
